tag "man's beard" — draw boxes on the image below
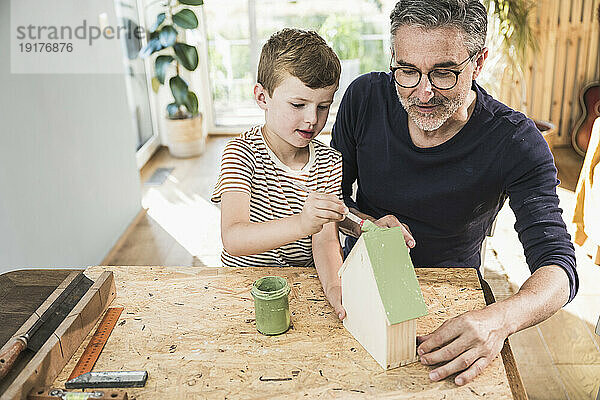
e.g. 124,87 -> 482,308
397,88 -> 466,132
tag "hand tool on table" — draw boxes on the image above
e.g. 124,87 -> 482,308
28,387 -> 128,400
0,272 -> 94,379
65,307 -> 146,389
68,307 -> 123,381
65,371 -> 148,389
291,182 -> 364,226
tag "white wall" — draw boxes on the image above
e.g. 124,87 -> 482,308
0,1 -> 142,273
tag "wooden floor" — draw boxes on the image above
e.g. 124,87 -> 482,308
484,146 -> 600,400
103,138 -> 600,399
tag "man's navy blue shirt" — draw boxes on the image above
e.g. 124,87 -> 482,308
331,72 -> 578,302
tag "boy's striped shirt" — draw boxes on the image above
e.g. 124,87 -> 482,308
211,125 -> 342,267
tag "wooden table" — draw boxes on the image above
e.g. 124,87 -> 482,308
52,266 -> 525,399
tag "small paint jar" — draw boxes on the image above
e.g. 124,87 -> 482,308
251,276 -> 291,335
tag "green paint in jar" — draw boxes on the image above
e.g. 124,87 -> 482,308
251,276 -> 291,335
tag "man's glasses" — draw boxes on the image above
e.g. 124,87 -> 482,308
390,53 -> 477,90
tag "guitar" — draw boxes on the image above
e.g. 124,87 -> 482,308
571,5 -> 600,156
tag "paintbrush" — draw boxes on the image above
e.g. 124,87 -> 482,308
291,182 -> 364,226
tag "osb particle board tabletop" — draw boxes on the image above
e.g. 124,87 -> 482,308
53,266 -> 517,399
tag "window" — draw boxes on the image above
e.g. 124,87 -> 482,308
200,0 -> 395,132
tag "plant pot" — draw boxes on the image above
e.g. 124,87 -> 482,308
534,119 -> 556,150
165,113 -> 205,158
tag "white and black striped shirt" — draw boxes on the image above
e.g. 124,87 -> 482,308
211,125 -> 343,267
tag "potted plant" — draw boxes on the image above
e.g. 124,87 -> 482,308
139,0 -> 206,158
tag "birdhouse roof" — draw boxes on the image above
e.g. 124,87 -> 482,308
362,227 -> 428,324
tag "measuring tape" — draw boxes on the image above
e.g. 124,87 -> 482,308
68,307 -> 124,381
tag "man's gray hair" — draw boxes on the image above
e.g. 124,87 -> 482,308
390,0 -> 487,56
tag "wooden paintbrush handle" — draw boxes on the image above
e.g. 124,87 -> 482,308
0,337 -> 27,379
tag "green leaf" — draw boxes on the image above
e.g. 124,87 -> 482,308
169,75 -> 189,105
173,43 -> 199,71
167,103 -> 180,118
155,55 -> 174,84
159,25 -> 178,47
173,9 -> 198,29
138,37 -> 162,58
150,13 -> 166,33
178,0 -> 203,5
185,91 -> 199,115
151,77 -> 161,93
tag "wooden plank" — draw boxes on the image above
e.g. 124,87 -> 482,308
530,0 -> 547,119
570,0 -> 596,144
572,0 -> 585,24
537,308 -> 600,365
340,236 -> 389,370
550,1 -> 572,136
509,326 -> 568,400
542,0 -> 561,122
565,294 -> 600,350
0,271 -> 81,344
53,266 -> 515,399
0,271 -> 81,399
3,335 -> 64,400
1,272 -> 115,400
500,339 -> 527,400
52,314 -> 84,362
480,279 -> 528,400
585,0 -> 600,81
555,365 -> 600,399
500,0 -> 599,143
387,319 -> 417,369
2,270 -> 75,288
559,32 -> 580,143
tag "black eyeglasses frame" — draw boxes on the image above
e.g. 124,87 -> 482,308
389,53 -> 478,90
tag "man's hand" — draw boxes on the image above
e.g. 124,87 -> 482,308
324,284 -> 346,320
299,192 -> 348,235
417,266 -> 570,386
340,210 -> 416,248
416,304 -> 508,386
374,214 -> 416,248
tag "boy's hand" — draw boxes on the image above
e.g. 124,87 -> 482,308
299,192 -> 348,235
325,285 -> 346,320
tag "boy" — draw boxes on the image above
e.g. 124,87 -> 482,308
211,28 -> 347,319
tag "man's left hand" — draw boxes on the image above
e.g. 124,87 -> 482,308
416,304 -> 509,386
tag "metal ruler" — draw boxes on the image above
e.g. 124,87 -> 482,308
68,307 -> 123,381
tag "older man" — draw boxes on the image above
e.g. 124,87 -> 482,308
332,0 -> 578,386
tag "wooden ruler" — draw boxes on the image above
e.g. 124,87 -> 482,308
68,307 -> 124,381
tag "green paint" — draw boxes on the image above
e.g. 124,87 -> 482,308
360,219 -> 381,232
362,227 -> 428,324
251,276 -> 291,335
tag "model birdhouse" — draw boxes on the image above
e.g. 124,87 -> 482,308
339,226 -> 428,370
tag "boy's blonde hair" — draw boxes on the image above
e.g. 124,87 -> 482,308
257,28 -> 341,97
